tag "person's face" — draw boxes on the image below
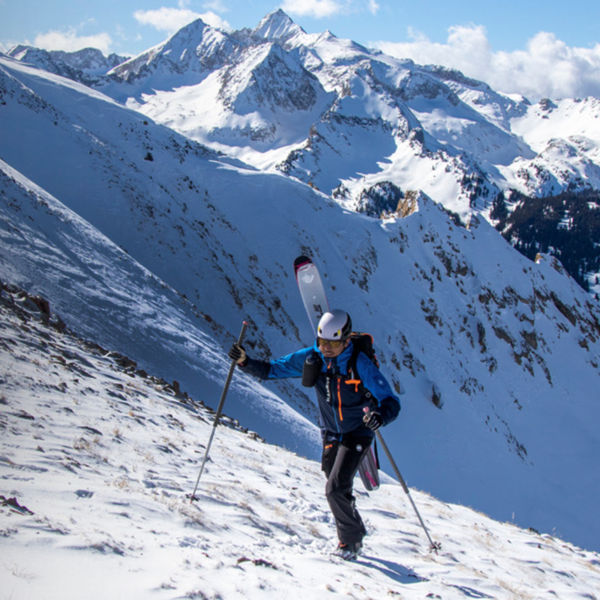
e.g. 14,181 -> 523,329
318,337 -> 349,358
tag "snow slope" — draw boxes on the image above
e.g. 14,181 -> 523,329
1,54 -> 600,554
2,287 -> 600,600
0,156 -> 317,458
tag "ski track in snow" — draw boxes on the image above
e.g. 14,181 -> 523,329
2,288 -> 600,600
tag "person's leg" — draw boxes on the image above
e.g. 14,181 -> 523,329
325,437 -> 370,545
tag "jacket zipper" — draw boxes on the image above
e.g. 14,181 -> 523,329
336,376 -> 343,422
327,360 -> 342,433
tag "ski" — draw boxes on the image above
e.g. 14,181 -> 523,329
358,442 -> 380,491
293,255 -> 329,335
293,255 -> 380,491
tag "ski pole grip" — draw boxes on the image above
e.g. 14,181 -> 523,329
363,405 -> 376,423
217,320 -> 248,415
237,321 -> 249,346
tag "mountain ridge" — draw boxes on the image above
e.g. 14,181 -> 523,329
17,10 -> 591,293
1,16 -> 600,553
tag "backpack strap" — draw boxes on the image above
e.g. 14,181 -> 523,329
344,336 -> 374,401
345,338 -> 362,392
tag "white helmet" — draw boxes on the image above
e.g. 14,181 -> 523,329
317,310 -> 352,341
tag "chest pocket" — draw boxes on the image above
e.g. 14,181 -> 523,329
334,374 -> 368,421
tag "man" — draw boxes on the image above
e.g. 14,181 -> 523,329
229,309 -> 401,560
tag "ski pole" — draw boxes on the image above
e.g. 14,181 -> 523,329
190,321 -> 248,502
364,409 -> 441,553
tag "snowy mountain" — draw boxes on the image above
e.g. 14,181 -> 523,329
7,10 -> 600,291
6,45 -> 126,87
2,283 -> 600,599
1,20 -> 600,558
107,10 -> 600,292
94,10 -> 600,206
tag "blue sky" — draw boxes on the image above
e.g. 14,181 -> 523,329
2,0 -> 600,100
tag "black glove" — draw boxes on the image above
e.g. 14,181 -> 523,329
228,343 -> 247,365
363,410 -> 383,432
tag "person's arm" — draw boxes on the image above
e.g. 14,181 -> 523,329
229,343 -> 270,379
229,344 -> 313,380
357,354 -> 401,425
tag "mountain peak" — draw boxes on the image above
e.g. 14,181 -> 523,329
7,44 -> 31,60
164,16 -> 211,47
108,16 -> 234,86
253,9 -> 305,42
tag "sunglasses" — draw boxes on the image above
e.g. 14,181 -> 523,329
317,337 -> 345,348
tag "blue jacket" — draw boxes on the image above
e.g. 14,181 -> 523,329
242,341 -> 400,440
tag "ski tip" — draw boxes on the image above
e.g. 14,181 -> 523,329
293,255 -> 312,270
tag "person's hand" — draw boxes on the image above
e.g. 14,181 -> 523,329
363,409 -> 383,431
228,343 -> 247,365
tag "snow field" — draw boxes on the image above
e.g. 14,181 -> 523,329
2,289 -> 600,600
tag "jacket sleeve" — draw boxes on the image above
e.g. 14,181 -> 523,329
356,353 -> 401,425
267,347 -> 313,378
240,347 -> 313,380
379,395 -> 401,426
240,357 -> 271,380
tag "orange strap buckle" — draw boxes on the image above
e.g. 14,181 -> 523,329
345,379 -> 362,393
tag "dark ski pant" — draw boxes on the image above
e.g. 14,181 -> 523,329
322,434 -> 371,545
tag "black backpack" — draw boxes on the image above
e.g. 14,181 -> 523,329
347,332 -> 382,490
346,332 -> 379,399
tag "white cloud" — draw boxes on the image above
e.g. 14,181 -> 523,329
197,11 -> 231,30
374,25 -> 600,101
133,7 -> 230,34
280,0 -> 346,18
367,0 -> 379,15
33,29 -> 113,54
203,0 -> 228,11
279,0 -> 378,20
